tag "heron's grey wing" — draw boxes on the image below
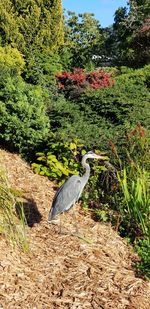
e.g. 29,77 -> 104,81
48,175 -> 82,220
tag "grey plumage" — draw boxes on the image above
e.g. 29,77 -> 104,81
48,151 -> 104,222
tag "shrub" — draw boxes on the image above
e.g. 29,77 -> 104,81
56,68 -> 114,98
24,48 -> 62,87
78,124 -> 150,277
47,94 -> 116,151
0,74 -> 50,157
32,140 -> 85,184
86,70 -> 114,89
77,69 -> 150,130
48,65 -> 150,159
135,238 -> 150,278
118,64 -> 150,88
0,45 -> 25,75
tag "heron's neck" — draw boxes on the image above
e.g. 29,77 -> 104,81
81,156 -> 90,182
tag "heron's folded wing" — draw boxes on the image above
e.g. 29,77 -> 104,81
52,175 -> 82,213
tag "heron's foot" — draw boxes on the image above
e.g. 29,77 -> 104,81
48,218 -> 60,225
58,229 -> 69,236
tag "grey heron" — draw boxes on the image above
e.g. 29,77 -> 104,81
48,151 -> 105,225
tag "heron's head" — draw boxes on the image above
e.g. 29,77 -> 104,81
84,151 -> 105,160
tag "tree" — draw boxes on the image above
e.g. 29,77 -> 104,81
0,0 -> 64,53
0,1 -> 64,85
0,0 -> 24,48
128,1 -> 150,66
106,0 -> 150,67
63,11 -> 104,69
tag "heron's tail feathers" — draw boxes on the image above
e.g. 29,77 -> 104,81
48,207 -> 57,222
48,209 -> 53,222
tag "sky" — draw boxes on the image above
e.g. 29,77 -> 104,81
62,0 -> 128,27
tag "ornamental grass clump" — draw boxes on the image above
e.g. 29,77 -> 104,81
112,125 -> 150,278
0,166 -> 28,251
118,167 -> 150,239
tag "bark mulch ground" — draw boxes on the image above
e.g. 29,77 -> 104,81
0,149 -> 150,309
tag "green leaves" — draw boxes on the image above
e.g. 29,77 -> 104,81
0,46 -> 25,75
118,167 -> 150,237
0,74 -> 50,156
32,140 -> 83,183
0,0 -> 64,54
64,11 -> 104,68
108,0 -> 150,67
77,65 -> 150,136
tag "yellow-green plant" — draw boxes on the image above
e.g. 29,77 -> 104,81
32,139 -> 85,185
0,0 -> 64,53
0,167 -> 28,251
0,45 -> 25,75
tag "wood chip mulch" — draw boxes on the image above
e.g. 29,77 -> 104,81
0,149 -> 150,309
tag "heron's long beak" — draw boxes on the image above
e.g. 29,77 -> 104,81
95,154 -> 109,160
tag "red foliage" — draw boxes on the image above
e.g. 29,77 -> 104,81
140,18 -> 150,34
56,68 -> 115,97
86,70 -> 114,89
56,69 -> 86,88
128,124 -> 146,139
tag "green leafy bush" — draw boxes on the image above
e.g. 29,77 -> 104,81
78,73 -> 150,129
109,126 -> 149,233
118,64 -> 150,88
0,74 -> 50,157
47,94 -> 117,151
48,65 -> 150,157
80,124 -> 150,278
24,48 -> 62,87
135,238 -> 150,278
32,140 -> 85,184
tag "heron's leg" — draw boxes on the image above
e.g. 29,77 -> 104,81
59,213 -> 62,234
72,207 -> 79,234
59,212 -> 67,235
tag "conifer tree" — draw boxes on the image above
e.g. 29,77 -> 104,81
0,0 -> 64,53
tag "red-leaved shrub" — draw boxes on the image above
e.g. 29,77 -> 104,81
56,68 -> 115,98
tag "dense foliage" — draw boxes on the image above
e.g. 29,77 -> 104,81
32,140 -> 84,184
105,0 -> 150,67
0,0 -> 64,53
47,65 -> 150,154
77,66 -> 150,128
0,72 -> 50,156
63,11 -> 104,68
0,0 -> 64,86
